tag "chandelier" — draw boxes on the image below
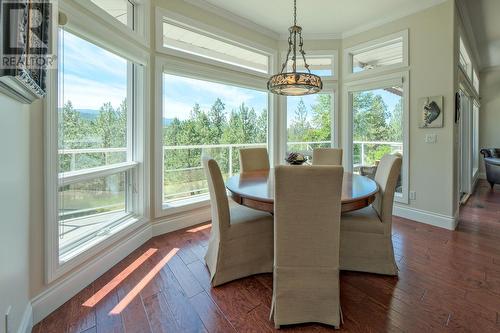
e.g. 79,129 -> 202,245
267,0 -> 323,96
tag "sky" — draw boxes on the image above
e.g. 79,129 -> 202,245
59,30 -> 127,110
163,74 -> 267,120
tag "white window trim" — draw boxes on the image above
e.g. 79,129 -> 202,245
342,71 -> 410,204
278,82 -> 339,162
155,7 -> 276,79
72,0 -> 150,48
155,55 -> 274,218
44,3 -> 150,283
343,30 -> 409,81
279,49 -> 339,80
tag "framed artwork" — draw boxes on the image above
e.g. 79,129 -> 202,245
419,96 -> 443,128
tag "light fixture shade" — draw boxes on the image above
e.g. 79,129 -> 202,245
267,72 -> 323,96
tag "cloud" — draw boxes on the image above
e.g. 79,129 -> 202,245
163,74 -> 264,111
61,74 -> 126,109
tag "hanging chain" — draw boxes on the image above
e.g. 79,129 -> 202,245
294,0 -> 297,26
278,0 -> 312,75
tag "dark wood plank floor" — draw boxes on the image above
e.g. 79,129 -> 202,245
33,180 -> 500,332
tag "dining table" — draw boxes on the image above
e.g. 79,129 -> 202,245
226,169 -> 379,214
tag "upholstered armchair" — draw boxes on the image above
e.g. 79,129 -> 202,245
480,148 -> 500,189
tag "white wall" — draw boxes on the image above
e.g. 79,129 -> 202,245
479,67 -> 500,175
341,1 -> 456,221
0,94 -> 31,333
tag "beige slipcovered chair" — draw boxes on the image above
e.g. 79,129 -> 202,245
312,148 -> 343,166
239,147 -> 270,172
202,157 -> 273,286
271,165 -> 344,328
340,154 -> 402,275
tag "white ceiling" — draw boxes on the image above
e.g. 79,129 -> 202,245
463,0 -> 500,69
188,0 -> 446,37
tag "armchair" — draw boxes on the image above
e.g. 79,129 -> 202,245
480,148 -> 500,189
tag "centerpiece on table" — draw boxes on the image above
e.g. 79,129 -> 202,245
285,152 -> 308,165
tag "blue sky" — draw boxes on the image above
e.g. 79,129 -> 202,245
59,30 -> 127,110
163,74 -> 267,120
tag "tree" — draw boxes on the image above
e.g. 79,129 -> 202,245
288,99 -> 311,142
208,98 -> 226,143
309,94 -> 331,142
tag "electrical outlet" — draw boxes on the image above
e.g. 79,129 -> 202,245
425,134 -> 437,144
409,191 -> 416,200
5,306 -> 12,333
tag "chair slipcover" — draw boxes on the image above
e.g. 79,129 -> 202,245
340,154 -> 402,275
271,165 -> 344,328
203,157 -> 273,286
239,147 -> 270,172
312,148 -> 343,166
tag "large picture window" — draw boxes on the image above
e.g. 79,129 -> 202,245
162,73 -> 268,208
57,29 -> 140,264
286,94 -> 333,156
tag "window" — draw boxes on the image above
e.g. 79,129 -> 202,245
90,0 -> 135,29
345,31 -> 407,76
286,55 -> 334,77
459,37 -> 473,80
57,29 -> 140,264
161,19 -> 270,74
345,72 -> 409,202
162,73 -> 268,208
286,94 -> 333,156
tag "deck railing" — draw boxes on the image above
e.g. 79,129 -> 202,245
59,140 -> 403,203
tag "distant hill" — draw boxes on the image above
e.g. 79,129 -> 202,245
74,109 -> 174,125
77,109 -> 100,120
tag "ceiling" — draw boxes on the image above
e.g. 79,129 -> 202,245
463,0 -> 500,69
189,0 -> 446,37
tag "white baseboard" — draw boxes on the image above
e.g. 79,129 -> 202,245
31,223 -> 152,325
17,303 -> 32,333
393,205 -> 457,230
152,206 -> 211,236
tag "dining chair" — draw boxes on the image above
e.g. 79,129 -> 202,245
312,148 -> 343,166
202,157 -> 273,286
339,153 -> 402,275
271,165 -> 344,329
239,147 -> 270,172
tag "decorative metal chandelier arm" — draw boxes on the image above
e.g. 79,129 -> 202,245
267,0 -> 322,96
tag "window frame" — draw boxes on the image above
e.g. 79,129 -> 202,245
45,2 -> 150,283
76,0 -> 150,47
155,55 -> 276,218
343,71 -> 410,204
155,7 -> 276,79
343,30 -> 409,81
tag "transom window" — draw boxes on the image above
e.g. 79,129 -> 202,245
161,19 -> 270,74
459,37 -> 473,80
90,0 -> 135,29
345,31 -> 408,76
286,55 -> 334,77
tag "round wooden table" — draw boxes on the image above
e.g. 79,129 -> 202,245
226,170 -> 379,214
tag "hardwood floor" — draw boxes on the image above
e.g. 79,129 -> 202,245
33,180 -> 500,332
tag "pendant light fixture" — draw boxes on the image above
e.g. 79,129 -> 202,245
267,0 -> 323,96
